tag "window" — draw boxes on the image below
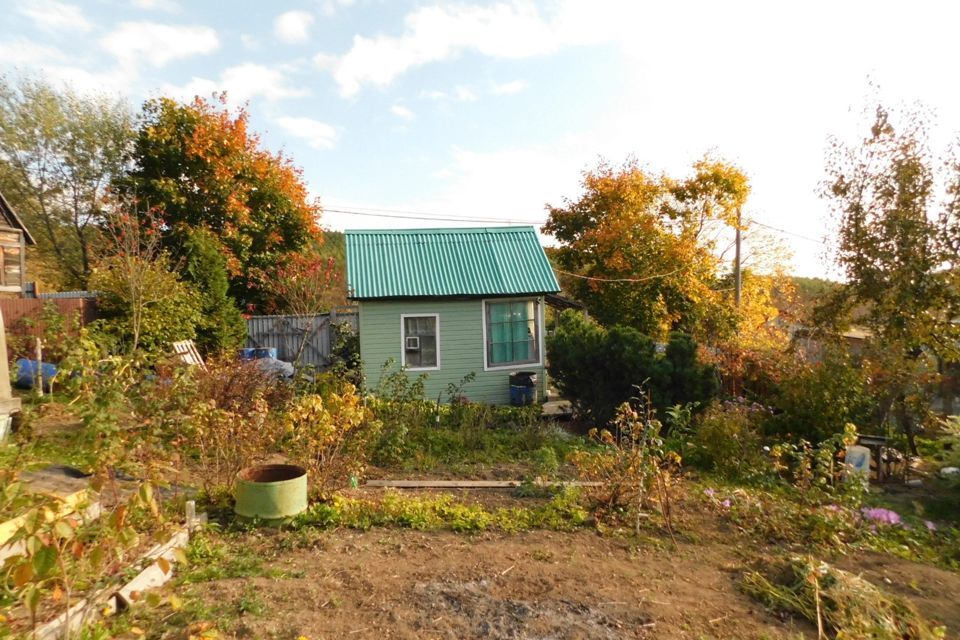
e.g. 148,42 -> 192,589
0,230 -> 22,290
402,314 -> 438,369
484,299 -> 539,368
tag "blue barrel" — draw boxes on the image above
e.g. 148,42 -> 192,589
253,347 -> 277,359
238,348 -> 256,360
15,359 -> 58,391
509,371 -> 538,406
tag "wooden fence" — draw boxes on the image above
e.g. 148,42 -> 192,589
0,297 -> 99,360
244,306 -> 358,369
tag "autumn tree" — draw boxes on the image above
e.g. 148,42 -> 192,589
545,157 -> 759,340
818,105 -> 960,453
122,96 -> 323,308
0,75 -> 134,288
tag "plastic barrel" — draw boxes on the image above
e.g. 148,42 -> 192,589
509,371 -> 538,406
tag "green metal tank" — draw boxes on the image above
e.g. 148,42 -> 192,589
235,464 -> 307,521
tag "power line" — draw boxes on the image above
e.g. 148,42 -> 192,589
324,207 -> 544,225
324,204 -> 827,248
745,218 -> 825,245
552,266 -> 687,283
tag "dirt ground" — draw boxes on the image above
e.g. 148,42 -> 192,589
186,528 -> 810,640
160,483 -> 960,640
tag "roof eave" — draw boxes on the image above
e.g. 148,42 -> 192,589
0,190 -> 36,245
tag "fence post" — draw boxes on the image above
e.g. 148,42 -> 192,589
34,338 -> 43,397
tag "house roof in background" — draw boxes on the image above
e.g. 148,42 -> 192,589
0,190 -> 35,245
346,226 -> 560,299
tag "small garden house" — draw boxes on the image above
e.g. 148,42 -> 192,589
0,189 -> 35,297
346,227 -> 560,404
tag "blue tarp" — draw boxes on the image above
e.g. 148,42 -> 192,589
15,359 -> 58,391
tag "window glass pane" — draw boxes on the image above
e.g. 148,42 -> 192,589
487,300 -> 538,366
3,246 -> 20,287
404,316 -> 437,368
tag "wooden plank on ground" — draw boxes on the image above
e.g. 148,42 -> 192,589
0,489 -> 88,546
365,480 -> 603,489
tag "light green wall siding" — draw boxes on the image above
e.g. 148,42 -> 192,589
359,297 -> 547,405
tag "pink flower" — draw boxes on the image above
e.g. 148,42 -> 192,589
703,488 -> 716,498
860,507 -> 902,526
925,520 -> 937,532
720,499 -> 731,508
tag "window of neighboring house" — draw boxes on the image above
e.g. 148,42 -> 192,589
0,230 -> 22,289
484,299 -> 539,368
402,314 -> 439,369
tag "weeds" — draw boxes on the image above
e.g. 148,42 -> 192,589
569,397 -> 678,538
292,489 -> 588,534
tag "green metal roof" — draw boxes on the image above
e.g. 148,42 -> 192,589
346,226 -> 560,299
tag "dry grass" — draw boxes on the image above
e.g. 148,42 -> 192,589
742,555 -> 946,639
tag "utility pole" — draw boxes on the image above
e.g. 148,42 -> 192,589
733,207 -> 742,308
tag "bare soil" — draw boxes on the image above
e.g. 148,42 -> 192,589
180,528 -> 816,639
155,483 -> 960,640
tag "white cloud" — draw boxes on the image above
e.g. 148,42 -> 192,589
274,11 -> 314,44
320,0 -> 355,17
313,52 -> 336,69
420,85 -> 477,102
100,22 -> 220,68
320,2 -> 559,97
41,65 -> 137,94
274,116 -> 338,150
492,80 -> 526,95
131,0 -> 181,12
164,63 -> 308,103
452,85 -> 477,102
0,39 -> 66,66
20,1 -> 92,33
391,104 -> 414,120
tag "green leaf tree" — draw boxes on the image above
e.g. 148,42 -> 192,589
0,75 -> 134,288
181,228 -> 247,355
546,310 -> 717,426
818,105 -> 960,452
90,208 -> 200,356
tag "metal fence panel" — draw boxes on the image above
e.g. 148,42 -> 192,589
244,306 -> 358,368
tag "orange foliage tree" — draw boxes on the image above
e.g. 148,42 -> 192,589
544,157 -> 796,396
544,157 -> 750,339
123,95 -> 323,308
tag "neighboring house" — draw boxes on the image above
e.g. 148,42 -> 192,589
0,189 -> 35,297
346,227 -> 560,405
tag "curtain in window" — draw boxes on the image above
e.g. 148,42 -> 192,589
487,300 -> 536,366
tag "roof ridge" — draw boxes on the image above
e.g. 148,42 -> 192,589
345,226 -> 534,235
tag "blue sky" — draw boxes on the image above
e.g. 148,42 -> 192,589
2,0 -> 960,278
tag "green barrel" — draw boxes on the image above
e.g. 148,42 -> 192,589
235,464 -> 307,521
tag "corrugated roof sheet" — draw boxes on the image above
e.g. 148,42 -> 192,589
346,226 -> 560,299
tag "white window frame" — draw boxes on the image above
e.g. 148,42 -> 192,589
400,313 -> 440,371
481,297 -> 544,372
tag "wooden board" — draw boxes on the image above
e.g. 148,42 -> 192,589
0,489 -> 88,546
365,480 -> 603,489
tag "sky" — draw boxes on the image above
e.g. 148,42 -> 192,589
2,0 -> 960,279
